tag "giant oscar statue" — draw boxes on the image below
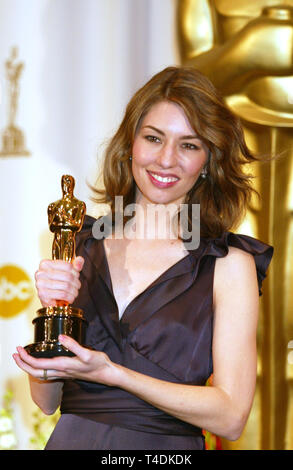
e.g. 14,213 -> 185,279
177,0 -> 293,450
25,175 -> 87,358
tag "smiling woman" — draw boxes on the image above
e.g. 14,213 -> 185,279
131,100 -> 208,206
13,66 -> 273,451
92,66 -> 260,239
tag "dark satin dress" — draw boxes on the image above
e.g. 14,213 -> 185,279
45,215 -> 273,450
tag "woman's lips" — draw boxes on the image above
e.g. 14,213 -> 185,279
147,170 -> 180,188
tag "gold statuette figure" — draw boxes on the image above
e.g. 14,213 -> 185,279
25,175 -> 87,357
0,46 -> 30,157
48,175 -> 86,263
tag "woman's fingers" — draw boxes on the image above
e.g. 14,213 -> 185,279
58,335 -> 90,362
36,286 -> 79,306
13,346 -> 73,379
36,268 -> 80,284
16,340 -> 86,369
36,271 -> 81,297
16,346 -> 49,369
34,257 -> 84,306
13,339 -> 88,380
36,275 -> 81,294
38,257 -> 84,275
36,277 -> 81,305
72,256 -> 84,272
12,350 -> 62,380
13,338 -> 115,385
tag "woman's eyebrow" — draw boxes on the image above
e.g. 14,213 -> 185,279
142,125 -> 201,140
142,125 -> 164,135
179,134 -> 201,140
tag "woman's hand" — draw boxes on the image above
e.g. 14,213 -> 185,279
13,335 -> 119,386
35,256 -> 84,307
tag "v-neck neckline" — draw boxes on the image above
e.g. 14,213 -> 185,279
100,238 -> 194,321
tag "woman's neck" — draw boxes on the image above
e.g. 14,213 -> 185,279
125,192 -> 183,242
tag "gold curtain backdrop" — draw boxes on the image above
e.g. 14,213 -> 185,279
177,0 -> 293,450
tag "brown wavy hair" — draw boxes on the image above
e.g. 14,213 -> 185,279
90,66 -> 259,239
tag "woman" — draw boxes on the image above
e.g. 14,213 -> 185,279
13,66 -> 273,450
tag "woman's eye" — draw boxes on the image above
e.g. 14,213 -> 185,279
144,135 -> 161,143
182,142 -> 200,150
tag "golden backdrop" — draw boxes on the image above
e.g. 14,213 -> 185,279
177,0 -> 293,450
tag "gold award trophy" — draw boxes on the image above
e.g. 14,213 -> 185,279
25,175 -> 87,357
0,46 -> 30,157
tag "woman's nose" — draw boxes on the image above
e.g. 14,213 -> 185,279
156,143 -> 177,168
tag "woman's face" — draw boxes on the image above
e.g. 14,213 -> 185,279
132,100 -> 208,206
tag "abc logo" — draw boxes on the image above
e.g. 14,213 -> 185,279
0,265 -> 33,318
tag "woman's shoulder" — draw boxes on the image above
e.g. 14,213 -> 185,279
214,244 -> 257,290
212,242 -> 261,326
215,243 -> 255,267
196,231 -> 274,297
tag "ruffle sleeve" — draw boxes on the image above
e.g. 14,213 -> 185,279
191,232 -> 274,296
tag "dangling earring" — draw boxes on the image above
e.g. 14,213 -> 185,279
201,168 -> 207,178
129,155 -> 132,161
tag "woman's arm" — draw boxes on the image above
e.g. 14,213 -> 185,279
13,256 -> 85,414
14,247 -> 259,439
112,247 -> 259,440
28,377 -> 64,415
12,348 -> 64,415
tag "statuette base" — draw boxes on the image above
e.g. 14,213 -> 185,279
25,306 -> 87,358
0,125 -> 30,156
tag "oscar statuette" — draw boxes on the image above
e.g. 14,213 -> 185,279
25,175 -> 87,357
